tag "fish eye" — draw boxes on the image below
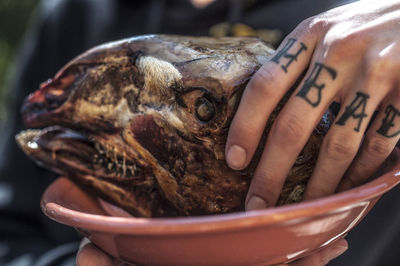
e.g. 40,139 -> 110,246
195,97 -> 215,122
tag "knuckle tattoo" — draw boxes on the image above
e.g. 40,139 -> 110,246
295,62 -> 337,107
270,38 -> 308,73
377,104 -> 400,138
336,91 -> 369,132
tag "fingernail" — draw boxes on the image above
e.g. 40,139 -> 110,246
325,241 -> 348,264
226,145 -> 247,169
246,196 -> 268,211
333,243 -> 348,256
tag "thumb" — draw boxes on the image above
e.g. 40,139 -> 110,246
76,238 -> 114,266
291,238 -> 348,266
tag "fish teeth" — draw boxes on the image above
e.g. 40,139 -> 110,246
113,146 -> 118,163
127,165 -> 135,176
122,152 -> 126,177
93,141 -> 140,178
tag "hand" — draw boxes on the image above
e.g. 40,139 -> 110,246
76,238 -> 348,266
226,0 -> 400,210
278,238 -> 348,266
76,238 -> 133,266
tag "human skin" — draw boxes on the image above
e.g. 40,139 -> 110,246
225,0 -> 400,210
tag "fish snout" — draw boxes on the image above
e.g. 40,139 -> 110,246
21,73 -> 75,128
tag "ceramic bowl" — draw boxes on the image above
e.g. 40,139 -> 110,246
41,158 -> 400,265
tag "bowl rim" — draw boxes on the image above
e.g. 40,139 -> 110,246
41,162 -> 400,235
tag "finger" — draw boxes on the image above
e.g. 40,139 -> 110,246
338,98 -> 400,191
337,42 -> 400,191
291,239 -> 348,266
226,23 -> 317,170
304,83 -> 389,200
246,52 -> 339,209
76,240 -> 113,266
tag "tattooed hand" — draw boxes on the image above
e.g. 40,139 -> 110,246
226,0 -> 400,210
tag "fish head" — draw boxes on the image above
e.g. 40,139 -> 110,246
17,35 -> 274,217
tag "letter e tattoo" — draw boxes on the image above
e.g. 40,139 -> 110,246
296,63 -> 337,107
271,38 -> 307,73
377,104 -> 400,138
336,92 -> 369,132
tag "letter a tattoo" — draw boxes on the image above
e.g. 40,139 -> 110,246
377,104 -> 400,138
336,92 -> 369,132
271,38 -> 307,73
296,63 -> 337,107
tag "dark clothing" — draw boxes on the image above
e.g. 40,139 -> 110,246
0,0 -> 398,265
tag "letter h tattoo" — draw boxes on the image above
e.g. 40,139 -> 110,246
271,38 -> 307,73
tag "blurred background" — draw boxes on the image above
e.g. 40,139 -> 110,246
0,0 -> 39,123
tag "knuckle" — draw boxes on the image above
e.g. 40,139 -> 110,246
366,57 -> 389,77
307,16 -> 329,35
339,31 -> 367,47
271,113 -> 305,147
342,158 -> 376,190
229,122 -> 261,148
363,136 -> 392,157
324,32 -> 363,61
249,67 -> 279,97
366,56 -> 400,85
293,17 -> 314,35
344,168 -> 364,188
255,65 -> 278,86
323,134 -> 358,160
322,29 -> 371,65
289,16 -> 324,43
251,172 -> 281,204
367,42 -> 400,69
306,177 -> 336,199
389,87 -> 400,100
338,177 -> 355,191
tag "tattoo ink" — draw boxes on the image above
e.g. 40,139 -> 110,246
377,104 -> 400,138
336,92 -> 369,132
296,63 -> 337,107
271,38 -> 307,73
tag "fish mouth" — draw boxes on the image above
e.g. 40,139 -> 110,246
16,126 -> 147,180
16,125 -> 185,217
15,126 -> 161,217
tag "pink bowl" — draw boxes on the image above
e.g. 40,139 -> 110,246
41,160 -> 400,265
